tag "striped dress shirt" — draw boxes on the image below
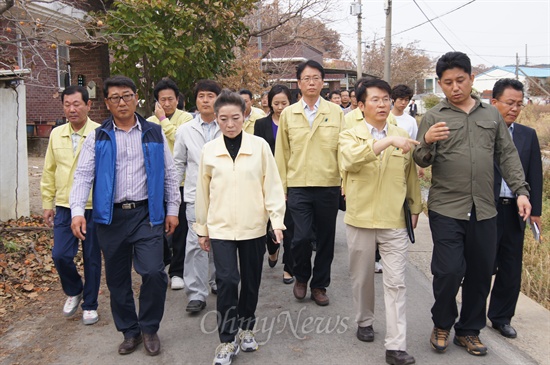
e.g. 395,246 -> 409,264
71,118 -> 181,218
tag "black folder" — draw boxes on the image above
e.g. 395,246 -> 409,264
404,200 -> 415,243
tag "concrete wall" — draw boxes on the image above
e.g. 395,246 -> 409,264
0,84 -> 30,220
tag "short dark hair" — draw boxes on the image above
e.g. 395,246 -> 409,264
493,78 -> 524,99
193,79 -> 222,102
62,85 -> 89,103
296,59 -> 325,80
153,78 -> 179,101
391,84 -> 414,101
267,84 -> 291,113
341,89 -> 350,97
103,76 -> 136,98
354,77 -> 372,93
436,51 -> 471,79
329,90 -> 341,100
214,89 -> 245,114
356,79 -> 391,103
238,89 -> 253,100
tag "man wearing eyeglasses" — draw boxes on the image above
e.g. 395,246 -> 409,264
339,78 -> 421,365
414,52 -> 531,357
488,78 -> 542,339
275,59 -> 344,306
70,76 -> 181,356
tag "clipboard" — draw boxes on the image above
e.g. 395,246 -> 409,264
527,217 -> 541,242
404,200 -> 415,243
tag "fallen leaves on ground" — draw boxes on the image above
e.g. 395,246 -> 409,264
0,215 -> 81,324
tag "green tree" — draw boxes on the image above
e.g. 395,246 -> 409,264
99,0 -> 255,115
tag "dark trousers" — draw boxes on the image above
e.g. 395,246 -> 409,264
266,206 -> 295,275
52,207 -> 101,310
97,205 -> 167,338
488,199 -> 525,326
211,237 -> 265,343
168,187 -> 188,278
429,208 -> 497,336
288,186 -> 340,289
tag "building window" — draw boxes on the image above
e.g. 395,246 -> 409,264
57,45 -> 70,90
425,78 -> 434,93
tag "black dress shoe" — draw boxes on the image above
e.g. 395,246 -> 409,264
356,325 -> 374,342
118,335 -> 142,355
186,300 -> 206,313
493,323 -> 517,338
385,350 -> 415,365
211,287 -> 218,295
268,249 -> 279,268
143,332 -> 160,356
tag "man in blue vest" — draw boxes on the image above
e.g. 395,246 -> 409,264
70,76 -> 181,356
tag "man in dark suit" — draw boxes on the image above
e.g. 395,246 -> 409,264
489,78 -> 543,339
408,99 -> 417,118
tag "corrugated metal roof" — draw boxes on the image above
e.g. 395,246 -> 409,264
478,66 -> 550,78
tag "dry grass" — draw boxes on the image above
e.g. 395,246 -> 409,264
518,105 -> 550,309
521,165 -> 550,310
517,104 -> 550,150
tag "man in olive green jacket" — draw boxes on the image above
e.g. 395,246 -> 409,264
413,51 -> 531,357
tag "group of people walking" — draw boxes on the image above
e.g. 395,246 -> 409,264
40,50 -> 542,365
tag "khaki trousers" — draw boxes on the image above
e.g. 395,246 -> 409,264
346,225 -> 409,351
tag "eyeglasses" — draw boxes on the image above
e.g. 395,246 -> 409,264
106,94 -> 135,104
366,97 -> 391,105
496,100 -> 524,109
300,76 -> 322,83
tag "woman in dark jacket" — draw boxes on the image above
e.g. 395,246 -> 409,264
254,85 -> 295,284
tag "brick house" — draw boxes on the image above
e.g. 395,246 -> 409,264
2,0 -> 111,131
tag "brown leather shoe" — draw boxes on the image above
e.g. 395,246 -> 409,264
143,332 -> 161,356
293,281 -> 307,300
118,335 -> 142,355
310,288 -> 329,306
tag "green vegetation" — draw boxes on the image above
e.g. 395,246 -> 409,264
422,94 -> 441,111
98,0 -> 255,116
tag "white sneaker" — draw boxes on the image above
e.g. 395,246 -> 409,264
374,261 -> 383,274
82,310 -> 99,325
213,341 -> 239,365
63,293 -> 83,317
238,330 -> 258,352
171,276 -> 184,290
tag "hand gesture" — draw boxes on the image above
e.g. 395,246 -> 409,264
424,122 -> 450,144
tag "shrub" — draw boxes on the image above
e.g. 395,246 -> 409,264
422,94 -> 441,111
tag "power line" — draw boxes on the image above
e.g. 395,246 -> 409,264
394,0 -> 476,36
412,0 -> 455,51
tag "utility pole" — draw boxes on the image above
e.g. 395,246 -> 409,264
351,1 -> 363,80
525,44 -> 528,65
516,53 -> 519,80
383,0 -> 392,83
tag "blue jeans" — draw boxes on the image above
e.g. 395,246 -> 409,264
52,207 -> 101,310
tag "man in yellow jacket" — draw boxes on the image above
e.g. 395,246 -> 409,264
275,60 -> 344,306
40,86 -> 101,325
147,78 -> 193,290
339,79 -> 421,365
239,89 -> 266,134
